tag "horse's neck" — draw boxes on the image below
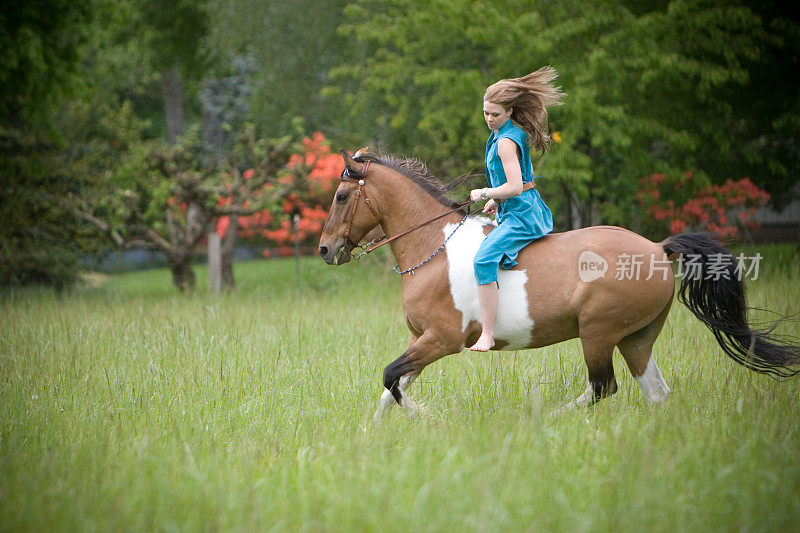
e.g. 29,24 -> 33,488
375,181 -> 463,272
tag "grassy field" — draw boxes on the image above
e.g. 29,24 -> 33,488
2,244 -> 800,531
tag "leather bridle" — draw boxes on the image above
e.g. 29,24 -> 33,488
340,160 -> 379,249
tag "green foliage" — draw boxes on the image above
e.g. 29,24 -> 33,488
0,0 -> 163,288
329,0 -> 800,229
0,0 -> 93,125
135,0 -> 211,77
0,126 -> 81,288
209,0 -> 352,138
82,0 -> 163,135
0,99 -> 154,288
199,53 -> 256,155
57,97 -> 161,238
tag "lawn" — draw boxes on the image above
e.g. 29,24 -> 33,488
1,244 -> 799,531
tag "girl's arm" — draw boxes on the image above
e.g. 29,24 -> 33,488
470,138 -> 524,201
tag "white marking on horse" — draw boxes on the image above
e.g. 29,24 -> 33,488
373,372 -> 421,421
444,218 -> 534,350
634,355 -> 670,404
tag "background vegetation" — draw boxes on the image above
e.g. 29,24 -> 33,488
1,0 -> 798,288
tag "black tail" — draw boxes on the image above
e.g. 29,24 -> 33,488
661,233 -> 800,378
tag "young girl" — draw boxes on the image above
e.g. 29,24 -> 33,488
468,66 -> 564,351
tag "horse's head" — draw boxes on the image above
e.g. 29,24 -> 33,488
318,148 -> 381,265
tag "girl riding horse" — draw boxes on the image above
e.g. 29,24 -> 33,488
468,67 -> 564,351
318,76 -> 799,420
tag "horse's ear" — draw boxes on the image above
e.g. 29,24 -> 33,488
340,149 -> 358,170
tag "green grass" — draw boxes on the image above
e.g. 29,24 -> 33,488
2,245 -> 799,531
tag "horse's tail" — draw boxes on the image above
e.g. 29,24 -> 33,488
661,233 -> 800,377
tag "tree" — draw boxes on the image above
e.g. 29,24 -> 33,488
63,126 -> 315,291
0,0 -> 96,287
0,1 -> 93,125
199,53 -> 254,157
209,0 -> 352,139
0,127 -> 85,288
216,131 -> 343,261
328,0 -> 800,234
696,1 -> 800,209
61,132 -> 215,291
210,127 -> 297,289
136,0 -> 211,142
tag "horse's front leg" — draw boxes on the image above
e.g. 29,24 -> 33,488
373,331 -> 453,421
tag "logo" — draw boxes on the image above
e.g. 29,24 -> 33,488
578,250 -> 608,282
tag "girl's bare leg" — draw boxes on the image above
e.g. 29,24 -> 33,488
469,282 -> 497,351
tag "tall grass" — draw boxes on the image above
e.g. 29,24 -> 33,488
1,245 -> 799,531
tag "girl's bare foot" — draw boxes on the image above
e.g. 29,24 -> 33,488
468,332 -> 495,352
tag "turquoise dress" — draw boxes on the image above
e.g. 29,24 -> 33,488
473,120 -> 553,285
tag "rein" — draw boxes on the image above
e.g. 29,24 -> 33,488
339,161 -> 474,271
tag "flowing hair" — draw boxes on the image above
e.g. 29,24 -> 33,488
484,66 -> 565,152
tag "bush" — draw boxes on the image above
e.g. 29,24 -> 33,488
637,171 -> 770,239
0,128 -> 82,289
215,132 -> 342,256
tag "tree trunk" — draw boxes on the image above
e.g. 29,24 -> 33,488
582,195 -> 594,228
208,231 -> 222,292
220,213 -> 238,290
162,64 -> 184,143
168,251 -> 196,292
559,181 -> 573,230
559,181 -> 583,230
164,202 -> 207,292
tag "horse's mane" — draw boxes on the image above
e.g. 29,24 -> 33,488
354,154 -> 467,211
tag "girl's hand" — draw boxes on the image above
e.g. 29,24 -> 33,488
482,199 -> 498,216
469,188 -> 486,202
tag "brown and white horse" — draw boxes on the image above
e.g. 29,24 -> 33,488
318,150 -> 800,419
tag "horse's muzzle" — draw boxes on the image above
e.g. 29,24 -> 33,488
318,241 -> 353,265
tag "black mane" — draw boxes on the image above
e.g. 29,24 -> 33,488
354,154 -> 464,210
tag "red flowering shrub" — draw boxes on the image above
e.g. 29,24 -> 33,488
637,171 -> 770,239
288,131 -> 342,198
214,131 -> 343,255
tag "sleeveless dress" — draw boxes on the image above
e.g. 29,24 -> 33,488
473,120 -> 554,285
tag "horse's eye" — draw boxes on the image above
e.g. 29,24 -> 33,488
336,192 -> 348,203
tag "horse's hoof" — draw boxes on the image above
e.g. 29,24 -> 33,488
550,401 -> 579,417
400,398 -> 421,416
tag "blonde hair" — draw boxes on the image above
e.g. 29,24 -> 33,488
484,66 -> 565,152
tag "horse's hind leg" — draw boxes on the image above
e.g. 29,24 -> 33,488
374,336 -> 417,421
617,300 -> 672,404
558,336 -> 617,413
374,369 -> 420,421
